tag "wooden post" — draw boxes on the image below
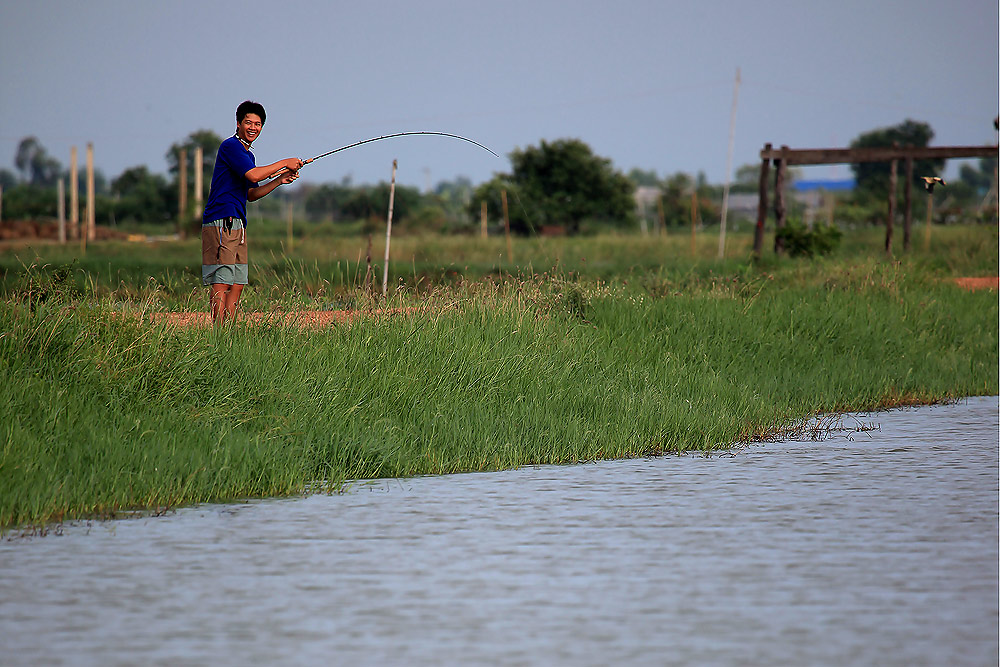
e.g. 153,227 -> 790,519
501,189 -> 512,263
57,179 -> 66,243
480,200 -> 487,238
718,67 -> 741,260
382,159 -> 397,297
69,146 -> 79,240
753,143 -> 770,257
194,145 -> 203,223
86,142 -> 95,243
689,191 -> 697,256
924,190 -> 934,251
178,148 -> 187,238
903,158 -> 913,251
365,233 -> 373,293
885,158 -> 897,255
773,147 -> 787,254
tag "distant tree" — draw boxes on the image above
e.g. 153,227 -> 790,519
166,130 -> 224,194
111,166 -> 171,223
500,138 -> 636,234
339,182 -> 422,223
627,167 -> 660,187
304,181 -> 355,222
958,157 -> 997,194
0,168 -> 16,190
849,119 -> 942,195
469,176 -> 529,234
14,136 -> 62,187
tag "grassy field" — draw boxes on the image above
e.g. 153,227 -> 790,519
1,223 -> 997,529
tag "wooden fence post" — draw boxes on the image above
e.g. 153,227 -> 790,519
924,189 -> 935,251
69,146 -> 79,240
903,157 -> 913,251
753,143 -> 771,257
480,200 -> 487,238
194,145 -> 203,224
885,158 -> 897,255
86,142 -> 95,243
773,146 -> 787,254
657,195 -> 666,238
57,179 -> 66,243
382,159 -> 397,297
501,189 -> 512,263
689,191 -> 697,256
178,148 -> 187,238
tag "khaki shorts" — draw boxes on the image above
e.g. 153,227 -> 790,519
202,218 -> 248,285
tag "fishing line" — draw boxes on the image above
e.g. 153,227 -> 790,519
269,131 -> 499,179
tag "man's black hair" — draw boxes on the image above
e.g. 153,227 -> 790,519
236,100 -> 266,125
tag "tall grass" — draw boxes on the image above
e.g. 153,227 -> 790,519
2,248 -> 996,529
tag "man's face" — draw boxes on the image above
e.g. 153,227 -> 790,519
237,113 -> 263,144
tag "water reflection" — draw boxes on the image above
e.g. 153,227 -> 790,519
2,397 -> 997,666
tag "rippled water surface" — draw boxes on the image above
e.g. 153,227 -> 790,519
2,397 -> 997,666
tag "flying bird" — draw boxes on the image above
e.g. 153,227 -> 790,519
921,176 -> 946,193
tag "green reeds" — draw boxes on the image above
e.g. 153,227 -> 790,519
2,255 -> 997,529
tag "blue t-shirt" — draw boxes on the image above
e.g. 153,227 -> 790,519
203,136 -> 259,225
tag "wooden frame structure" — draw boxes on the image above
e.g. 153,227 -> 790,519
753,142 -> 999,256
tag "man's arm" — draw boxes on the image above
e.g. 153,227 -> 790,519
245,157 -> 304,184
248,167 -> 299,202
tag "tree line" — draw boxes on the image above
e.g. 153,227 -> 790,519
1,119 -> 994,234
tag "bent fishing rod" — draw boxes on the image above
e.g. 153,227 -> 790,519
267,131 -> 499,180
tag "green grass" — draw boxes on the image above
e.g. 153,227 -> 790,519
1,223 -> 997,529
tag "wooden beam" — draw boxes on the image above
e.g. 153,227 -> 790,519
760,144 -> 998,165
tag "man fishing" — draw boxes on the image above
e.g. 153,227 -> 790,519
202,100 -> 304,325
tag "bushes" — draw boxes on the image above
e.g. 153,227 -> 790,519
776,220 -> 843,258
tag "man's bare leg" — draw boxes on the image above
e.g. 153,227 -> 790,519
210,284 -> 229,325
224,284 -> 244,323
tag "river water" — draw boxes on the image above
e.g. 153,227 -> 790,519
2,396 -> 997,666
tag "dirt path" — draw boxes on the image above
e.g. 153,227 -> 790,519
952,277 -> 999,290
146,307 -> 420,328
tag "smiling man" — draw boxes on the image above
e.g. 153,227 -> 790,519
202,100 -> 304,324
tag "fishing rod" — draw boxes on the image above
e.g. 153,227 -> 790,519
268,131 -> 500,180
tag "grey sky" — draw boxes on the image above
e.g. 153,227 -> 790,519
1,0 -> 997,191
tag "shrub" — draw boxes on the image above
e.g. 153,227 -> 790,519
776,220 -> 843,258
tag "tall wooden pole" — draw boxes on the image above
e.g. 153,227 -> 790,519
69,146 -> 79,241
924,190 -> 934,251
501,189 -> 512,263
885,158 -> 897,255
57,179 -> 66,243
480,200 -> 488,238
382,159 -> 397,297
689,191 -> 697,256
773,148 -> 787,254
178,148 -> 187,238
903,158 -> 913,251
753,143 -> 771,258
718,67 -> 741,259
193,145 -> 203,224
86,142 -> 95,243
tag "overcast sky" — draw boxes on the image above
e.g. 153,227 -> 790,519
2,0 -> 997,191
